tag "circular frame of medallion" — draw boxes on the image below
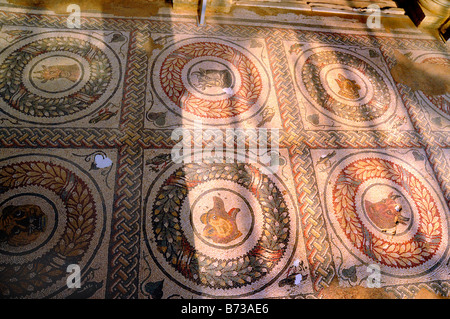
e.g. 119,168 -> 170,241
324,151 -> 449,278
151,37 -> 271,126
294,46 -> 398,128
143,154 -> 298,297
0,31 -> 122,125
0,154 -> 107,298
413,53 -> 450,121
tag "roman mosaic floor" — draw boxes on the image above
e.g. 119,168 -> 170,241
0,4 -> 449,299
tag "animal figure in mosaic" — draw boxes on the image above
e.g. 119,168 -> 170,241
364,192 -> 409,231
289,43 -> 303,54
279,260 -> 308,287
34,64 -> 81,83
146,154 -> 172,172
335,73 -> 361,99
89,108 -> 118,124
191,68 -> 233,91
316,150 -> 336,171
257,107 -> 275,127
200,196 -> 242,244
0,205 -> 46,247
390,115 -> 407,130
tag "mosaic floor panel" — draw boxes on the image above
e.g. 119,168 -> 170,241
0,6 -> 448,299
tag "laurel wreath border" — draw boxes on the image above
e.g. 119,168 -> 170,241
332,158 -> 442,268
150,162 -> 290,289
0,36 -> 112,118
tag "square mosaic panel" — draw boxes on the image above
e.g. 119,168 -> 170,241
138,148 -> 314,298
145,35 -> 283,130
311,148 -> 449,288
0,26 -> 129,128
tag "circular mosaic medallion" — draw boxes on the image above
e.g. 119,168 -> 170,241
295,47 -> 397,127
0,32 -> 122,125
0,155 -> 106,298
143,159 -> 298,297
324,151 -> 448,277
151,38 -> 271,125
413,53 -> 450,121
